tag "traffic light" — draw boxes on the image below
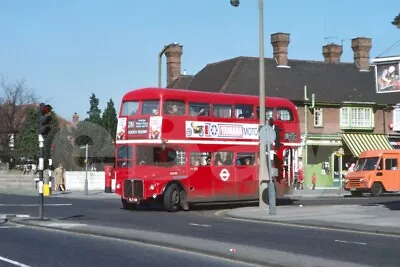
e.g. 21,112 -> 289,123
39,103 -> 53,137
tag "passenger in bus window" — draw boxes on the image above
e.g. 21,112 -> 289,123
168,104 -> 178,114
152,108 -> 159,115
193,159 -> 200,166
198,108 -> 208,116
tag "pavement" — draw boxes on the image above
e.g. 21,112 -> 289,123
224,201 -> 400,236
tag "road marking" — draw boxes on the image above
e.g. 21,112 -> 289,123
45,222 -> 87,229
189,223 -> 211,228
334,239 -> 367,245
0,255 -> 32,267
0,204 -> 72,207
0,214 -> 31,219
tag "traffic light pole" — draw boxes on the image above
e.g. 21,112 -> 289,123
38,134 -> 45,220
84,144 -> 89,196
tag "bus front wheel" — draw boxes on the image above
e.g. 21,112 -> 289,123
164,184 -> 181,212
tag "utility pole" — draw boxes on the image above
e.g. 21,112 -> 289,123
84,144 -> 89,196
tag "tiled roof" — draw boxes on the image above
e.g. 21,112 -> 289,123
170,56 -> 399,105
167,75 -> 194,89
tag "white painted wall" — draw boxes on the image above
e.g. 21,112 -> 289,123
64,171 -> 115,191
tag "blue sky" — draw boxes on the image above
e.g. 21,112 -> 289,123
0,0 -> 399,121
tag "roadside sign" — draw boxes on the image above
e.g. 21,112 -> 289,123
259,125 -> 276,145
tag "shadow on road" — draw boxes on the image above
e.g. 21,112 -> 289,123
119,198 -> 297,212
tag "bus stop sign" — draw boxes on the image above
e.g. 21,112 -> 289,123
259,125 -> 276,145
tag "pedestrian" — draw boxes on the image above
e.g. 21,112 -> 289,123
297,169 -> 304,190
54,163 -> 65,191
311,172 -> 316,190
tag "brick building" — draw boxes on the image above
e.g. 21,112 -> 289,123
165,33 -> 400,188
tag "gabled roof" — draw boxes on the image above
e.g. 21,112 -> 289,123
169,56 -> 399,105
167,75 -> 194,89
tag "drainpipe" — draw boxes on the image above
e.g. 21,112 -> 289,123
303,85 -> 308,186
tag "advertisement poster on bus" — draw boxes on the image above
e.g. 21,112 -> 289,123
116,118 -> 127,140
185,121 -> 259,139
149,116 -> 162,139
127,118 -> 149,136
375,62 -> 400,93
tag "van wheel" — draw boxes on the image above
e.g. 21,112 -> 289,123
370,183 -> 384,197
164,184 -> 180,212
121,198 -> 137,210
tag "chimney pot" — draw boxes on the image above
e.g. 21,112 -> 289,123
271,32 -> 290,66
351,37 -> 372,71
164,44 -> 183,87
322,43 -> 343,63
72,112 -> 79,127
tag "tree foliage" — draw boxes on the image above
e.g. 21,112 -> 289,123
102,98 -> 118,141
13,107 -> 39,162
86,93 -> 102,125
392,13 -> 400,28
0,77 -> 38,163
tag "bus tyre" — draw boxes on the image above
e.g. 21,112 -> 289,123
121,198 -> 137,210
164,184 -> 181,212
370,183 -> 383,197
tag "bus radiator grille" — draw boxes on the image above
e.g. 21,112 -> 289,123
123,179 -> 144,198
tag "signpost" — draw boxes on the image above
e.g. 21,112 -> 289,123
259,124 -> 277,215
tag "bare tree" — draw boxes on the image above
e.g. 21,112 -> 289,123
0,76 -> 38,163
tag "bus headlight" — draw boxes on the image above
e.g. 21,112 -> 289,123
116,183 -> 121,189
149,184 -> 155,191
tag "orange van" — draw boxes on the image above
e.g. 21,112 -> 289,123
344,150 -> 400,196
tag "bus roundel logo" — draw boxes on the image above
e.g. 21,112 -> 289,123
210,124 -> 218,136
220,169 -> 230,181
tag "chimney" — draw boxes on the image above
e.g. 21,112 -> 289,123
322,43 -> 343,63
351,37 -> 372,71
271,32 -> 290,67
72,112 -> 79,127
165,44 -> 183,86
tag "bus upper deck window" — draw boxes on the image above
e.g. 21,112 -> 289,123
213,104 -> 232,118
121,101 -> 139,116
142,100 -> 160,115
189,102 -> 210,117
235,104 -> 254,119
163,100 -> 186,115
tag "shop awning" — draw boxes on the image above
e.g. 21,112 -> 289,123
341,133 -> 393,157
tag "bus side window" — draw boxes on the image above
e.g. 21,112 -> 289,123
213,104 -> 232,118
237,152 -> 256,166
189,102 -> 210,117
213,152 -> 233,166
235,104 -> 254,119
163,100 -> 186,115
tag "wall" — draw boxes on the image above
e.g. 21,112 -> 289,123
65,171 -> 115,191
297,105 -> 392,135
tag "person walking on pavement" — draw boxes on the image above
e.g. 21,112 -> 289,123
311,172 -> 316,190
54,163 -> 65,191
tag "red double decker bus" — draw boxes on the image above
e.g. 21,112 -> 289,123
115,87 -> 301,211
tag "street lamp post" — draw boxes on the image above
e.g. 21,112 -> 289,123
230,0 -> 274,213
158,42 -> 179,88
